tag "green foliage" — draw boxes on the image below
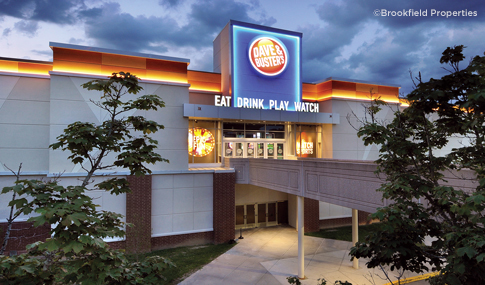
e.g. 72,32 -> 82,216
0,179 -> 174,284
350,46 -> 485,285
139,243 -> 235,284
286,276 -> 302,285
306,223 -> 384,243
0,72 -> 171,284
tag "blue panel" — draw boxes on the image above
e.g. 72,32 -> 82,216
315,112 -> 333,124
231,23 -> 302,112
280,110 -> 299,122
240,108 -> 261,120
298,112 -> 316,123
194,105 -> 219,119
219,106 -> 241,119
260,109 -> 281,121
183,104 -> 195,117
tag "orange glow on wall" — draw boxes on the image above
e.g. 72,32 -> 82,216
188,128 -> 215,157
302,80 -> 406,106
52,61 -> 188,84
0,59 -> 52,76
145,69 -> 187,84
316,92 -> 407,106
50,47 -> 189,84
0,60 -> 19,73
188,70 -> 221,92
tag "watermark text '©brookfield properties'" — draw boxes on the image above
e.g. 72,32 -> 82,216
374,9 -> 477,18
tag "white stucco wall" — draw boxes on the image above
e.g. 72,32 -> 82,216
151,173 -> 213,237
331,99 -> 397,161
0,174 -> 127,224
0,75 -> 50,172
319,201 -> 352,220
0,72 -> 192,225
142,84 -> 190,171
48,74 -> 190,174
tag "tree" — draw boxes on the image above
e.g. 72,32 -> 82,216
0,72 -> 172,284
350,46 -> 485,285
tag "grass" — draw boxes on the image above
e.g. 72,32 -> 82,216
130,243 -> 235,284
305,223 -> 385,243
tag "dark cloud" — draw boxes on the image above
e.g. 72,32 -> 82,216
0,0 -> 101,24
78,7 -> 104,19
188,0 -> 272,34
2,28 -> 11,37
158,0 -> 184,8
83,3 -> 175,52
83,0 -> 275,58
316,1 -> 368,29
68,37 -> 84,45
14,20 -> 39,36
301,24 -> 360,62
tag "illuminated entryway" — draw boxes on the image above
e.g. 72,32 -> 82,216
224,141 -> 285,159
223,122 -> 286,159
235,201 -> 288,229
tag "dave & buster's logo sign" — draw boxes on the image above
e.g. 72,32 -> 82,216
248,37 -> 288,76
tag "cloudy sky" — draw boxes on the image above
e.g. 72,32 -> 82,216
0,0 -> 484,94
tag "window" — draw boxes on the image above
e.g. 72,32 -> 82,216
289,125 -> 322,158
222,122 -> 285,139
188,120 -> 221,163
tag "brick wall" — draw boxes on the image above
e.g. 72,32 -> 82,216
319,211 -> 372,229
304,197 -> 320,233
151,231 -> 214,251
126,175 -> 152,253
0,221 -> 50,255
108,240 -> 126,250
213,172 -> 235,244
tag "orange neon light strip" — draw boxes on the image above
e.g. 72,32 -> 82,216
0,60 -> 52,76
188,87 -> 222,93
2,62 -> 190,84
315,93 -> 409,106
52,66 -> 188,84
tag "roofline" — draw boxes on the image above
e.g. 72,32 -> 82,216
307,77 -> 401,88
49,42 -> 190,64
0,56 -> 52,65
187,69 -> 221,75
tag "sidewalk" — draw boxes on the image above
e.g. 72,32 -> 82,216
181,226 -> 430,285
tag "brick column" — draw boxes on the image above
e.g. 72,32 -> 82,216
213,172 -> 235,244
304,197 -> 320,233
126,175 -> 152,253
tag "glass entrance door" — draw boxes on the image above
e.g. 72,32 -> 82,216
236,201 -> 287,229
256,143 -> 265,158
267,143 -> 274,159
276,143 -> 284,159
235,142 -> 244,157
247,143 -> 255,158
224,140 -> 284,159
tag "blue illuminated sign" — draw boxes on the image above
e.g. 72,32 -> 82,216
231,22 -> 303,112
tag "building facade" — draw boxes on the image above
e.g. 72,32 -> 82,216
0,21 -> 403,254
